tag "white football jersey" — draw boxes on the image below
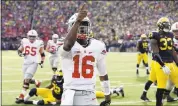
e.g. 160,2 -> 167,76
59,39 -> 107,91
47,40 -> 63,57
174,38 -> 178,50
21,38 -> 44,64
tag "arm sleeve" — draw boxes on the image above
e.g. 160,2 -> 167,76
97,44 -> 107,76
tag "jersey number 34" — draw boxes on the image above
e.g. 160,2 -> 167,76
72,55 -> 95,78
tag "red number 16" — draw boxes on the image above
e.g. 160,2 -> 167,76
72,55 -> 95,78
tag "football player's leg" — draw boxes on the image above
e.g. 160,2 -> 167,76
143,53 -> 149,75
164,79 -> 176,102
170,63 -> 178,97
136,53 -> 142,75
24,88 -> 37,102
52,58 -> 59,74
27,63 -> 39,87
155,62 -> 169,106
141,60 -> 156,101
49,57 -> 55,73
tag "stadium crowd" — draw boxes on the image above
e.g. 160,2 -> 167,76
1,1 -> 178,51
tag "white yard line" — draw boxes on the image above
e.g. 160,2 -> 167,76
111,100 -> 156,104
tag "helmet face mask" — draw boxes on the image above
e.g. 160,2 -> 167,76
162,22 -> 171,32
157,17 -> 171,32
28,35 -> 37,42
77,21 -> 90,40
52,34 -> 59,43
27,30 -> 38,43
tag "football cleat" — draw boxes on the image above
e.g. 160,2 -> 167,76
35,80 -> 41,88
15,94 -> 24,104
173,88 -> 177,95
140,94 -> 151,102
167,95 -> 177,102
114,86 -> 124,97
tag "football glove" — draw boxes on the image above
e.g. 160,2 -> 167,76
162,65 -> 170,75
39,61 -> 44,68
100,100 -> 111,106
17,50 -> 25,57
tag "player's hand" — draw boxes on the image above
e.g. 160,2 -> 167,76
100,95 -> 111,106
39,61 -> 44,68
17,50 -> 25,57
162,65 -> 170,75
76,3 -> 88,22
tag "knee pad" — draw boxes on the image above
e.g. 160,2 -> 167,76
23,79 -> 30,89
37,100 -> 44,105
29,88 -> 37,96
52,68 -> 57,72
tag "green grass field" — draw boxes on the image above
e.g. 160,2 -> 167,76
2,51 -> 178,106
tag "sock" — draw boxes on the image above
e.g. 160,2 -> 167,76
156,88 -> 165,106
21,89 -> 27,95
136,64 -> 139,70
143,80 -> 153,96
24,94 -> 31,101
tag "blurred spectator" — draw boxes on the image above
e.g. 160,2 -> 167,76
1,1 -> 178,51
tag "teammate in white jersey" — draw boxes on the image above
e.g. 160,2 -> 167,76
16,30 -> 45,103
46,34 -> 63,74
59,4 -> 111,106
171,22 -> 178,96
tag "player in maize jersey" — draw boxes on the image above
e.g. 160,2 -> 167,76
149,17 -> 178,106
16,30 -> 45,103
23,71 -> 63,105
59,4 -> 111,106
23,70 -> 124,105
136,34 -> 150,75
46,34 -> 63,74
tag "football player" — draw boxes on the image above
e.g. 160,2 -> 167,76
169,22 -> 178,96
23,71 -> 63,105
140,55 -> 176,102
149,17 -> 178,106
59,4 -> 111,106
46,34 -> 63,74
16,29 -> 45,103
23,70 -> 124,105
136,34 -> 150,75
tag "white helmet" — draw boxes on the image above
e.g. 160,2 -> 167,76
27,29 -> 38,37
171,22 -> 178,32
52,34 -> 59,39
67,13 -> 91,39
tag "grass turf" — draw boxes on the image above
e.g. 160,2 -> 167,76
2,51 -> 178,105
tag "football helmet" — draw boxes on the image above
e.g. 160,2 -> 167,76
157,17 -> 171,32
67,13 -> 91,40
52,34 -> 59,43
171,22 -> 178,39
140,34 -> 147,41
54,70 -> 63,84
27,30 -> 38,42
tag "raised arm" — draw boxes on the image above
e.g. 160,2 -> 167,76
63,4 -> 87,51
